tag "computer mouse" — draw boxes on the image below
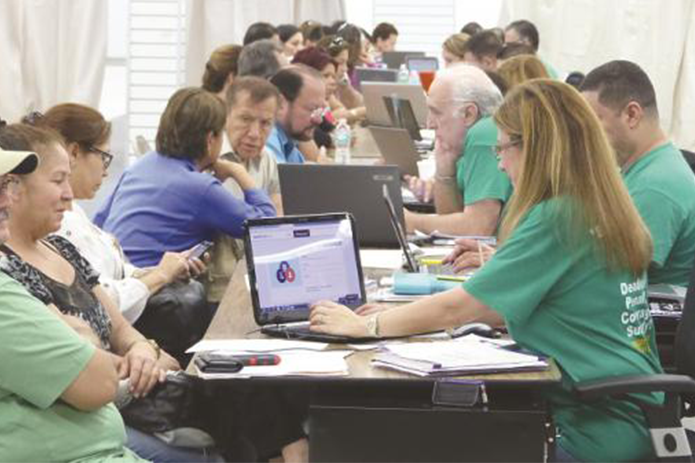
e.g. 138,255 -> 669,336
450,322 -> 501,339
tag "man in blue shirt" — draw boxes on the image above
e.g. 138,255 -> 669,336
266,65 -> 326,164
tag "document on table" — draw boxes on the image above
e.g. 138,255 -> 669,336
196,350 -> 352,379
372,336 -> 548,376
359,249 -> 404,269
186,338 -> 328,354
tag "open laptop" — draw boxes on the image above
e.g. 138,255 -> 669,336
244,213 -> 375,343
354,66 -> 398,91
369,126 -> 421,177
406,56 -> 439,72
279,164 -> 405,248
381,51 -> 426,69
362,82 -> 428,127
382,185 -> 419,272
382,96 -> 435,151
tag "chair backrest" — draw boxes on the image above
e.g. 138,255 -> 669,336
674,258 -> 695,411
680,149 -> 695,175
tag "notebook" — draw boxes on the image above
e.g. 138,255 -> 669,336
382,96 -> 435,151
354,66 -> 398,91
279,164 -> 405,248
406,56 -> 439,72
362,82 -> 428,127
244,213 -> 373,343
369,126 -> 421,177
381,51 -> 426,69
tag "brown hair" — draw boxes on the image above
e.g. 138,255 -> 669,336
156,87 -> 226,160
497,55 -> 549,89
202,44 -> 243,93
442,33 -> 470,59
494,79 -> 652,275
39,103 -> 111,151
226,76 -> 280,109
0,123 -> 65,160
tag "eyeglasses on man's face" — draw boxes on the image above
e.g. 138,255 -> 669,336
89,146 -> 113,170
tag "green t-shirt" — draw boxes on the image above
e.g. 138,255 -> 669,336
463,199 -> 662,462
540,57 -> 559,80
0,273 -> 143,462
623,142 -> 695,286
456,116 -> 513,207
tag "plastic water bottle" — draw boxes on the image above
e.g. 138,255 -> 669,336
333,119 -> 351,164
397,63 -> 410,84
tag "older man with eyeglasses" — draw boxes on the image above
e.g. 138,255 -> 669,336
405,64 -> 511,237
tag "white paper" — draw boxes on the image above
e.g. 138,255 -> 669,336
186,338 -> 328,354
359,249 -> 404,269
196,350 -> 352,378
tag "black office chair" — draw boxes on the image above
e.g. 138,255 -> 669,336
681,149 -> 695,175
574,264 -> 695,462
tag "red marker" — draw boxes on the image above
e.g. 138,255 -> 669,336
232,354 -> 281,366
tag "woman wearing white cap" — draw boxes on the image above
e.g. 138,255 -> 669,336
0,131 -> 146,462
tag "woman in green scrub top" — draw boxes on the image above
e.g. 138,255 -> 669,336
309,79 -> 663,462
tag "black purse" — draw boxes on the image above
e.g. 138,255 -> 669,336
133,279 -> 213,365
119,372 -> 209,434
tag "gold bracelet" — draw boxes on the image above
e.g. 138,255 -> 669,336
131,338 -> 161,359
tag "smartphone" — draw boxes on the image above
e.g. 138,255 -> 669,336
189,240 -> 213,260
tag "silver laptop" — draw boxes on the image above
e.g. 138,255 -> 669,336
362,82 -> 428,127
406,56 -> 439,72
354,66 -> 398,91
369,126 -> 421,177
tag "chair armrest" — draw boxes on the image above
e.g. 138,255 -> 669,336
575,374 -> 695,401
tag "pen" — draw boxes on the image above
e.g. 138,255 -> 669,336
231,354 -> 281,366
435,275 -> 468,282
477,240 -> 485,266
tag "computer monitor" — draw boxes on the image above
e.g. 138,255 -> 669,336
406,57 -> 439,72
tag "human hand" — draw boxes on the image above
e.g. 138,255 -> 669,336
310,300 -> 369,337
156,252 -> 190,283
433,139 -> 460,175
404,175 -> 434,203
120,341 -> 166,398
157,350 -> 182,372
442,238 -> 496,273
354,303 -> 390,316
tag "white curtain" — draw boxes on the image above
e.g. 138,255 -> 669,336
185,0 -> 345,86
499,0 -> 695,150
0,0 -> 107,123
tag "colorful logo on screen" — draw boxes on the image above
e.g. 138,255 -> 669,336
276,261 -> 296,283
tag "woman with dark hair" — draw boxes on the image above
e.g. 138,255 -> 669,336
201,44 -> 242,97
317,34 -> 364,110
94,87 -> 276,267
277,24 -> 303,59
242,21 -> 278,45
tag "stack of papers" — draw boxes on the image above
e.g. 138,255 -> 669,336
187,339 -> 351,378
372,337 -> 548,377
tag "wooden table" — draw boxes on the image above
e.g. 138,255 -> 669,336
192,260 -> 561,462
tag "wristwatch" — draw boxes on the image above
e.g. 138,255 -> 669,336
365,314 -> 380,338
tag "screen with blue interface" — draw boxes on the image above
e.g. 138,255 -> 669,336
248,217 -> 363,317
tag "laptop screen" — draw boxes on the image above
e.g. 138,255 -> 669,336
244,213 -> 366,325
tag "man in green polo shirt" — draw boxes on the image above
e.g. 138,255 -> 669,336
405,64 -> 512,236
581,60 -> 695,286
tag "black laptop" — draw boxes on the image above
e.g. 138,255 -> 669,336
279,164 -> 406,248
381,51 -> 426,69
244,213 -> 373,343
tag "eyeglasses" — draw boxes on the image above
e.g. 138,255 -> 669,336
494,139 -> 521,160
89,146 -> 114,170
0,175 -> 19,197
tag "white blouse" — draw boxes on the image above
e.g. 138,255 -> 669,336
56,203 -> 150,323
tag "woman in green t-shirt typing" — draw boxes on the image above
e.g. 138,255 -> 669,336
309,79 -> 662,462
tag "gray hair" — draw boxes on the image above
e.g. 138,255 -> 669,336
438,64 -> 503,117
237,39 -> 284,79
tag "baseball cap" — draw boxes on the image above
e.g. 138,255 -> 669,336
0,146 -> 38,176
